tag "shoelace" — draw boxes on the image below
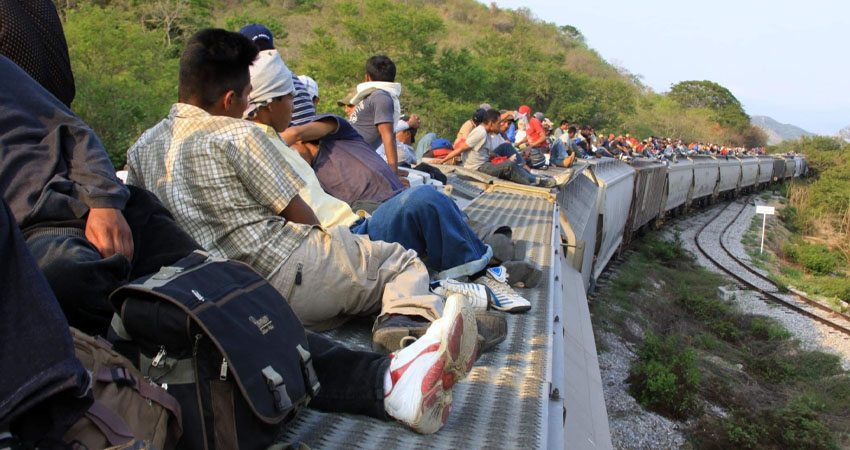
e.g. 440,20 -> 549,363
442,281 -> 487,309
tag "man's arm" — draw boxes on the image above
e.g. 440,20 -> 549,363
377,122 -> 398,173
280,117 -> 339,146
279,194 -> 319,225
436,142 -> 471,164
85,207 -> 134,260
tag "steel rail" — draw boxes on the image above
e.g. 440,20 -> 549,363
694,198 -> 850,336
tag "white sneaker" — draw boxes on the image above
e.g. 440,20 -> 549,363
384,294 -> 478,434
430,279 -> 491,312
473,275 -> 532,313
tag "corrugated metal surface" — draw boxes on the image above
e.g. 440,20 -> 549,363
626,160 -> 666,235
793,156 -> 804,177
783,158 -> 795,179
583,159 -> 634,280
772,157 -> 785,181
716,156 -> 741,193
739,156 -> 758,188
691,155 -> 719,199
279,191 -> 559,450
756,156 -> 774,184
557,168 -> 599,290
663,158 -> 694,213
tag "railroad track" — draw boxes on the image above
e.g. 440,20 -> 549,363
694,197 -> 850,337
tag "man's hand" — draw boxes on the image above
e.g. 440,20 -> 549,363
85,208 -> 134,261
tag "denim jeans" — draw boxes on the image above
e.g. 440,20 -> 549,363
0,198 -> 91,444
307,332 -> 389,419
549,139 -> 567,166
477,160 -> 538,185
350,185 -> 492,279
492,142 -> 525,166
24,186 -> 202,336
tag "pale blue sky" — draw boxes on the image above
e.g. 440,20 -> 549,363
492,0 -> 849,135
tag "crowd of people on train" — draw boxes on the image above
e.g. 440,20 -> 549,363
0,1 -> 551,445
0,1 -> 793,446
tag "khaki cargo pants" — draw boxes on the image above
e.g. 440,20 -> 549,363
269,225 -> 444,331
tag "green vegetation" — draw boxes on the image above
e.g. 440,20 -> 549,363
58,0 -> 767,168
591,233 -> 847,449
627,331 -> 701,419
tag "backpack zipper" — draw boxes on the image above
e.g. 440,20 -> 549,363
151,346 -> 167,368
219,358 -> 228,381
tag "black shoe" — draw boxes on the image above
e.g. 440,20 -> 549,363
475,310 -> 508,353
372,314 -> 430,353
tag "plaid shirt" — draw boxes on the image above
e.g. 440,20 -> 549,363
126,103 -> 309,277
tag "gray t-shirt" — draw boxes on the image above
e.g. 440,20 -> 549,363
349,90 -> 395,150
462,125 -> 491,170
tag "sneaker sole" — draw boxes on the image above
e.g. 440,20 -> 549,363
490,303 -> 531,313
372,325 -> 428,354
411,294 -> 478,434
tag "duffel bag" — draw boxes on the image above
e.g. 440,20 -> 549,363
64,328 -> 182,450
526,148 -> 548,169
109,250 -> 320,450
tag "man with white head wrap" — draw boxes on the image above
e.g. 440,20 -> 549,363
297,74 -> 320,108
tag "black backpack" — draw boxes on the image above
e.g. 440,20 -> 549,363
109,251 -> 320,450
527,148 -> 548,169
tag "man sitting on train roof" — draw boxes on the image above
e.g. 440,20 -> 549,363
241,47 -> 530,313
435,109 -> 556,187
125,29 -> 528,354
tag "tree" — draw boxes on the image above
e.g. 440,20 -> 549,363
668,80 -> 750,130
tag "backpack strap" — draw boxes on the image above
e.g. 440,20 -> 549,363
85,401 -> 134,446
95,366 -> 183,447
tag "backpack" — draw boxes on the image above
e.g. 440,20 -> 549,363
109,250 -> 320,450
64,328 -> 182,450
526,148 -> 548,169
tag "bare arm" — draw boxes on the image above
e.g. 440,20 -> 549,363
279,194 -> 319,225
377,122 -> 398,174
280,119 -> 339,146
436,142 -> 471,165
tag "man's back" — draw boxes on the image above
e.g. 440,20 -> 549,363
349,90 -> 395,149
126,103 -> 307,277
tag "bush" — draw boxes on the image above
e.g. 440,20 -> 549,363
720,402 -> 836,450
749,316 -> 792,341
627,331 -> 701,419
782,241 -> 840,276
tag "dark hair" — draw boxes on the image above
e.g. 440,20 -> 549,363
483,108 -> 501,124
365,55 -> 396,82
568,126 -> 577,134
560,120 -> 569,126
178,28 -> 259,109
471,108 -> 487,125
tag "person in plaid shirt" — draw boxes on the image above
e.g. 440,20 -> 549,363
126,29 -> 488,353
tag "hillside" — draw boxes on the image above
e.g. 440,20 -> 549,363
751,115 -> 814,145
58,0 -> 767,167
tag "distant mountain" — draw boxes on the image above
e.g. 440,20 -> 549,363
839,125 -> 850,143
751,115 -> 815,145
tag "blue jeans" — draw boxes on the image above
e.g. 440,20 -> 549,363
493,142 -> 526,166
350,185 -> 492,279
0,198 -> 91,443
549,139 -> 567,166
478,160 -> 538,185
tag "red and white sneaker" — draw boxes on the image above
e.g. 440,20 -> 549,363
383,293 -> 479,434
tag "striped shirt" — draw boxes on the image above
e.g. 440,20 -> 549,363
126,103 -> 309,277
290,72 -> 317,127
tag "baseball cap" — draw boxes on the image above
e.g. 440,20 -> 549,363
239,24 -> 274,50
518,105 -> 531,115
337,86 -> 359,106
533,112 -> 545,121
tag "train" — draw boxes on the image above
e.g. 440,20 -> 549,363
560,154 -> 807,291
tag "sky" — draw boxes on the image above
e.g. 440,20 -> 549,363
492,0 -> 849,135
